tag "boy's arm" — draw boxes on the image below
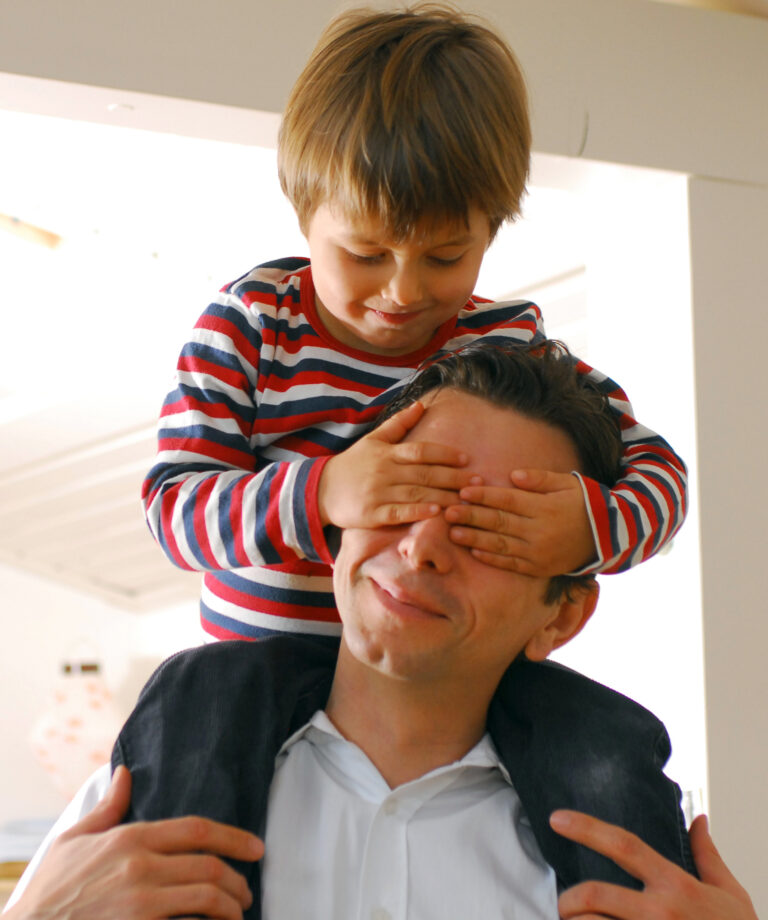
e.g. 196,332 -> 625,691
571,357 -> 688,574
445,355 -> 687,575
143,294 -> 470,572
142,297 -> 332,571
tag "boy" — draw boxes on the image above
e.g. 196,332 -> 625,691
143,4 -> 686,641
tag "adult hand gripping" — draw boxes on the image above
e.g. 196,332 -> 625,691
5,766 -> 264,920
550,809 -> 759,920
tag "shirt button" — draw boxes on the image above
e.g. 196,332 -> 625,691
371,910 -> 391,920
383,799 -> 397,816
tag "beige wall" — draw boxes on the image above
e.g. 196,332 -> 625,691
1,0 -> 767,910
688,177 -> 768,905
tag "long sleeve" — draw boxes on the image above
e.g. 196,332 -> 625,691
142,293 -> 334,573
568,356 -> 687,574
459,308 -> 688,575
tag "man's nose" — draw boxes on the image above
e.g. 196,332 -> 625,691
384,263 -> 423,307
397,514 -> 454,573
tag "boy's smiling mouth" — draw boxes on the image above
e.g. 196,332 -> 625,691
372,309 -> 423,325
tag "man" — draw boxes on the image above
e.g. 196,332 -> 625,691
6,343 -> 757,920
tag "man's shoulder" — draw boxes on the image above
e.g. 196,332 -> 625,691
114,637 -> 338,765
138,636 -> 338,705
495,657 -> 667,746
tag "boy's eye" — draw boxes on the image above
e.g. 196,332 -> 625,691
347,250 -> 385,264
429,254 -> 463,267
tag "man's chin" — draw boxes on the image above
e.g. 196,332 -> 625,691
341,627 -> 451,684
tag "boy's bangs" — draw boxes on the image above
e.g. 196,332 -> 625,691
330,146 -> 474,243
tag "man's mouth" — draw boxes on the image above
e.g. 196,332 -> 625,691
370,577 -> 446,620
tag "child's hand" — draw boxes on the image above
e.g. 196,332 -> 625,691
318,401 -> 471,529
444,469 -> 598,575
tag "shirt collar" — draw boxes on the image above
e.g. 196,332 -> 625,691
276,709 -> 513,784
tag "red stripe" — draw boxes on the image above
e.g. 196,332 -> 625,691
191,477 -> 219,568
206,577 -> 341,624
160,396 -> 252,435
196,313 -> 261,368
227,476 -> 252,568
178,355 -> 248,391
158,436 -> 255,470
158,489 -> 189,569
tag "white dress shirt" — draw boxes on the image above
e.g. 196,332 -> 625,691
263,710 -> 557,920
7,712 -> 557,919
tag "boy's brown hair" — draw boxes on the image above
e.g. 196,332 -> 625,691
278,3 -> 531,242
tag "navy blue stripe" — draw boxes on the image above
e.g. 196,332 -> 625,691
291,459 -> 316,556
217,475 -> 246,568
253,466 -> 282,565
165,383 -> 256,426
211,570 -> 336,608
158,423 -> 254,460
198,300 -> 265,343
457,302 -> 537,330
265,357 -> 403,392
201,601 -> 340,641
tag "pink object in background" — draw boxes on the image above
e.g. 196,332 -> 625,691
28,662 -> 124,801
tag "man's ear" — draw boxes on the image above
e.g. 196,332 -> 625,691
523,582 -> 599,662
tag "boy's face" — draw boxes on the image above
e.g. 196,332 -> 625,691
306,203 -> 491,356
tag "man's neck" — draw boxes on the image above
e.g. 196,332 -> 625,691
324,643 -> 494,788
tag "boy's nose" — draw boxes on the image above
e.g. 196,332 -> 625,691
384,264 -> 423,307
397,514 -> 454,573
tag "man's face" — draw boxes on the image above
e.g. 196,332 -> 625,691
333,389 -> 588,692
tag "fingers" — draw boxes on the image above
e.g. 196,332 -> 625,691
551,811 -> 760,920
369,401 -> 426,444
151,880 -> 251,920
558,878 -> 647,920
445,475 -> 596,574
389,438 -> 468,469
549,810 -> 669,885
61,766 -> 133,839
689,815 -> 746,895
510,468 -> 578,493
445,489 -> 534,563
145,852 -> 254,916
136,814 -> 264,863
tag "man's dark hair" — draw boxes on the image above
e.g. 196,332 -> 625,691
382,339 -> 624,603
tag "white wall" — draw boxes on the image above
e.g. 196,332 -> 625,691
0,562 -> 202,822
688,177 -> 768,908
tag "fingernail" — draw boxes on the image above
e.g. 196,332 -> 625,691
549,811 -> 571,830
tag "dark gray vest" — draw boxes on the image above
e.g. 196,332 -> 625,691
112,638 -> 695,918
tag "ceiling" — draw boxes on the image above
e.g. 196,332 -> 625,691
652,0 -> 768,14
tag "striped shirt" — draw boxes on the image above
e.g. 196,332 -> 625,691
142,259 -> 687,640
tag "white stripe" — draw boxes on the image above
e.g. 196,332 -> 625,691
159,407 -> 247,437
